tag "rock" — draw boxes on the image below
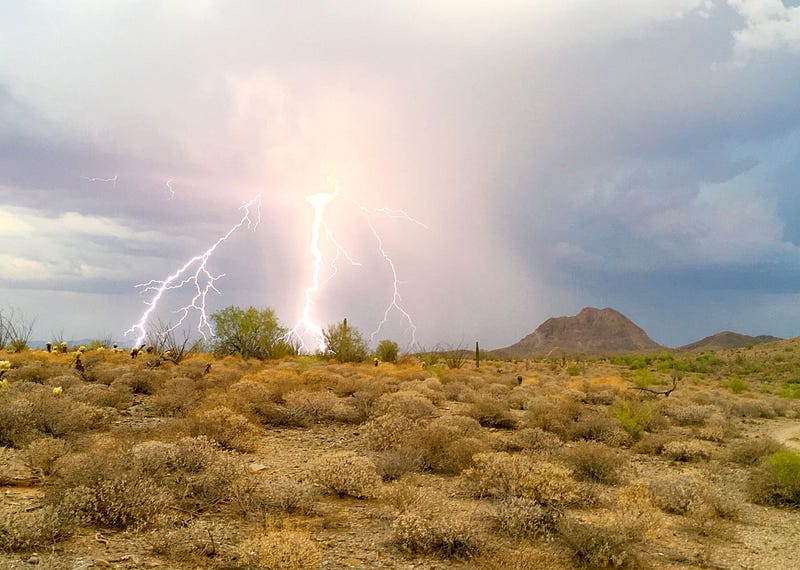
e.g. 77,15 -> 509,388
26,556 -> 39,565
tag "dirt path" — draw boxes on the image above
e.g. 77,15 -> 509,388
769,418 -> 800,451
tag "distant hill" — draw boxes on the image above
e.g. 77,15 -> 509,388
496,307 -> 662,358
678,331 -> 781,352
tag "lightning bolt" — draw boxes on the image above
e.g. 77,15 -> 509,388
287,182 -> 422,353
287,191 -> 361,352
358,204 -> 420,346
81,174 -> 118,187
165,178 -> 175,199
124,195 -> 261,348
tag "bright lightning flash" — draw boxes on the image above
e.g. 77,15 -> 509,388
82,174 -> 118,187
125,195 -> 261,347
165,178 -> 176,199
288,185 -> 422,353
287,191 -> 361,352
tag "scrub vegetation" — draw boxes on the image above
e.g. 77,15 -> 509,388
1,334 -> 800,568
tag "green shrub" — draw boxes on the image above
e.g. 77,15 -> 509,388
749,450 -> 800,507
724,377 -> 749,394
610,400 -> 653,441
375,339 -> 399,363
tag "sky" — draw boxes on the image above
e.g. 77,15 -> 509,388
1,1 -> 800,350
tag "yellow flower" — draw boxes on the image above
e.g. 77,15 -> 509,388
52,386 -> 63,395
0,379 -> 7,389
0,361 -> 10,371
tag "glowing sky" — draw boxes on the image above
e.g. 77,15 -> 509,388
2,1 -> 800,349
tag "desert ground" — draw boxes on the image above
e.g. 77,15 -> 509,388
1,343 -> 800,569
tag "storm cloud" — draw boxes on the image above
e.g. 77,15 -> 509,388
1,1 -> 799,348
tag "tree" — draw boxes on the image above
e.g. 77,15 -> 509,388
375,339 -> 399,363
323,318 -> 369,363
210,306 -> 290,359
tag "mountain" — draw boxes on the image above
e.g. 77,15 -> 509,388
678,331 -> 781,352
496,307 -> 662,357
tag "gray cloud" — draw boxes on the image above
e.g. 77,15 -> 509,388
0,1 -> 798,348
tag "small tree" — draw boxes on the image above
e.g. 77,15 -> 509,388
323,319 -> 369,363
375,339 -> 399,363
210,306 -> 290,359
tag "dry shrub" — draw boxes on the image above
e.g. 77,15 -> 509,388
664,403 -> 717,426
0,396 -> 37,447
568,412 -> 629,446
558,516 -> 643,569
58,476 -> 171,529
116,369 -> 166,395
442,381 -> 477,403
697,413 -> 735,442
472,544 -> 569,570
727,437 -> 783,466
148,519 -> 236,561
648,472 -> 737,520
0,504 -> 76,551
153,376 -> 200,416
466,398 -> 517,429
0,387 -> 110,444
398,377 -> 446,404
564,441 -> 627,485
727,397 -> 778,419
494,496 -> 562,539
390,512 -> 485,559
460,452 -> 580,507
25,436 -> 69,477
412,416 -> 487,474
524,397 -> 581,437
185,406 -> 259,452
507,427 -> 563,454
283,389 -> 357,423
373,447 -> 426,480
372,390 -> 437,419
227,381 -> 309,427
360,413 -> 419,451
230,475 -> 317,517
632,432 -> 676,456
661,440 -> 711,462
70,381 -> 133,409
238,528 -> 322,570
308,450 -> 381,498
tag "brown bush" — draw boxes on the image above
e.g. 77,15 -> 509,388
153,376 -> 200,416
308,451 -> 381,498
25,436 -> 69,477
507,428 -> 563,454
493,496 -> 562,539
373,448 -> 426,480
360,413 -> 419,451
661,440 -> 711,462
372,390 -> 437,419
726,437 -> 783,466
185,406 -> 259,452
563,441 -> 627,485
460,452 -> 580,507
558,516 -> 643,569
390,512 -> 485,559
238,528 -> 322,570
412,416 -> 487,474
70,381 -> 134,410
465,398 -> 517,429
648,472 -> 737,520
148,519 -> 236,561
227,381 -> 309,427
0,504 -> 76,551
283,389 -> 358,423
